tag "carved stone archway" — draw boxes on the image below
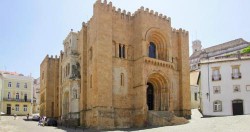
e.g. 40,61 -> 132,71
146,72 -> 169,111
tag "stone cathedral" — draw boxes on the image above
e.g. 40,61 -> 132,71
40,0 -> 191,129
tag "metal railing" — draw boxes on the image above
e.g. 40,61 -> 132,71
3,98 -> 31,102
232,73 -> 242,79
212,74 -> 221,81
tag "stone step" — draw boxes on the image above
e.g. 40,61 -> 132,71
147,111 -> 188,127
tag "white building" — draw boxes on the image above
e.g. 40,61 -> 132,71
190,38 -> 250,71
200,56 -> 250,116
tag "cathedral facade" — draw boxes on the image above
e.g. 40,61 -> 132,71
40,0 -> 190,129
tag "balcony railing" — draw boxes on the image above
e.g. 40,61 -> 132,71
232,73 -> 242,79
144,57 -> 176,70
212,74 -> 221,81
3,98 -> 31,102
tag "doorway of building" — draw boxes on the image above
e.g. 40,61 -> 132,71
232,100 -> 243,115
147,83 -> 154,110
7,104 -> 11,115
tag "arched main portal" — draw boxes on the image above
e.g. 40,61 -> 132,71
146,73 -> 169,111
147,82 -> 154,110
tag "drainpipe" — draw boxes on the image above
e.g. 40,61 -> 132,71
206,53 -> 210,102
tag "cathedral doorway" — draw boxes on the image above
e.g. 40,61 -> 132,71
147,82 -> 154,110
146,73 -> 169,111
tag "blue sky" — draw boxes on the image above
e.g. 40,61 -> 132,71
0,0 -> 249,78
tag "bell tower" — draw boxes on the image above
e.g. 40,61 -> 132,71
192,40 -> 202,53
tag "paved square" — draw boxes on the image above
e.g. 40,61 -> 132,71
0,109 -> 250,132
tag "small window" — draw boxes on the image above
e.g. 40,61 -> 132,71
8,82 -> 12,87
8,92 -> 11,99
119,44 -> 122,58
24,83 -> 28,88
122,45 -> 125,58
194,92 -> 198,101
233,85 -> 240,92
23,105 -> 27,111
15,104 -> 19,111
121,73 -> 124,86
16,83 -> 20,88
16,93 -> 20,100
213,86 -> 221,94
118,44 -> 126,59
213,100 -> 222,112
246,85 -> 250,91
212,67 -> 221,81
89,47 -> 93,60
232,65 -> 241,79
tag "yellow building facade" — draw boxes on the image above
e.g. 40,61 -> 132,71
0,72 -> 33,116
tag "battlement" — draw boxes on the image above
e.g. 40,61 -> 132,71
93,0 -> 171,23
172,28 -> 189,36
45,54 -> 59,60
132,6 -> 171,23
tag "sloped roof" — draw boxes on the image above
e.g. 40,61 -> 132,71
190,38 -> 250,59
190,71 -> 200,86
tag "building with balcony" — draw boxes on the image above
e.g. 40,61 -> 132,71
0,71 -> 33,116
199,56 -> 250,116
40,0 -> 191,129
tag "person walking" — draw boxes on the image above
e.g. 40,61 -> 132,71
26,113 -> 29,120
14,114 -> 17,120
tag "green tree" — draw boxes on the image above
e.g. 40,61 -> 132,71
241,46 -> 250,54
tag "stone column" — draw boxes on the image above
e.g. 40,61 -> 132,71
142,41 -> 148,57
125,45 -> 128,59
144,85 -> 149,110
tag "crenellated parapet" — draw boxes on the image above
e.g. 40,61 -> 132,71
172,28 -> 189,36
47,55 -> 60,60
133,6 -> 171,23
93,0 -> 171,23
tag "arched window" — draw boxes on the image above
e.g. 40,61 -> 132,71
120,73 -> 124,86
122,45 -> 125,58
8,82 -> 11,87
149,42 -> 156,58
213,100 -> 222,112
119,44 -> 126,59
119,44 -> 122,58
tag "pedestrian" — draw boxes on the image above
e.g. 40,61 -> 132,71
14,114 -> 17,120
42,116 -> 46,127
27,113 -> 29,120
